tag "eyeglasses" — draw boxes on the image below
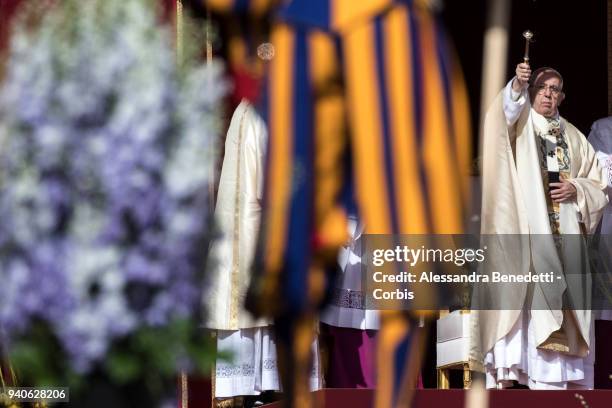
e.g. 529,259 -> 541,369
532,84 -> 562,96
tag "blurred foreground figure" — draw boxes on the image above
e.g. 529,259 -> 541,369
203,100 -> 322,406
588,117 -> 612,235
476,62 -> 608,389
587,117 -> 612,327
205,1 -> 471,406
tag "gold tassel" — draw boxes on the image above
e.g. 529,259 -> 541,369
206,7 -> 212,66
176,0 -> 184,61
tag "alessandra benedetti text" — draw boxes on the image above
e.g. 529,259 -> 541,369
372,271 -> 557,283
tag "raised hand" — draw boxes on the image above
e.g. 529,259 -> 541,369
513,62 -> 531,92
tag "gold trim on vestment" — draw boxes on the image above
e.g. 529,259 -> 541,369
229,104 -> 249,329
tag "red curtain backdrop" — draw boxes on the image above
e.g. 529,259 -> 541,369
0,0 -> 24,55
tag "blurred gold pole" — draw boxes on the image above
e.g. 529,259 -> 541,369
205,5 -> 217,209
206,8 -> 212,66
176,0 -> 184,62
1,348 -> 18,387
211,330 -> 217,408
464,378 -> 488,408
181,371 -> 189,408
177,2 -> 186,405
472,2 -> 510,403
478,0 -> 510,168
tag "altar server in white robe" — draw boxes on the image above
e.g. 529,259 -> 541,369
203,100 -> 322,403
473,63 -> 608,390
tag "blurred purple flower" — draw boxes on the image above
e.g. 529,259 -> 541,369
0,0 -> 228,374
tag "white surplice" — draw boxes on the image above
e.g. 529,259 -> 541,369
214,326 -> 323,398
320,216 -> 380,330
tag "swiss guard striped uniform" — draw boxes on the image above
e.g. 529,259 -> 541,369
204,1 -> 471,406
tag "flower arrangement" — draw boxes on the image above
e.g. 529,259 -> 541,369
0,0 -> 227,405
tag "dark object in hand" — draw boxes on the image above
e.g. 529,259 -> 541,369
548,171 -> 560,187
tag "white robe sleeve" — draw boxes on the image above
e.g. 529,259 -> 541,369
502,78 -> 528,127
567,131 -> 610,233
595,151 -> 612,188
243,108 -> 267,212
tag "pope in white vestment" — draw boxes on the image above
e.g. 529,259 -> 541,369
203,100 -> 322,400
472,65 -> 608,389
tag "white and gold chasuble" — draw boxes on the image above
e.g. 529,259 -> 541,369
472,79 -> 608,390
204,100 -> 269,331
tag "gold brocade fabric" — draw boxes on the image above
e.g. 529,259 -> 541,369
203,100 -> 270,330
228,106 -> 248,328
538,118 -> 570,235
475,89 -> 608,372
536,118 -> 589,356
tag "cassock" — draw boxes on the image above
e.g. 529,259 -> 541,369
203,100 -> 322,398
472,79 -> 608,389
320,216 -> 379,388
